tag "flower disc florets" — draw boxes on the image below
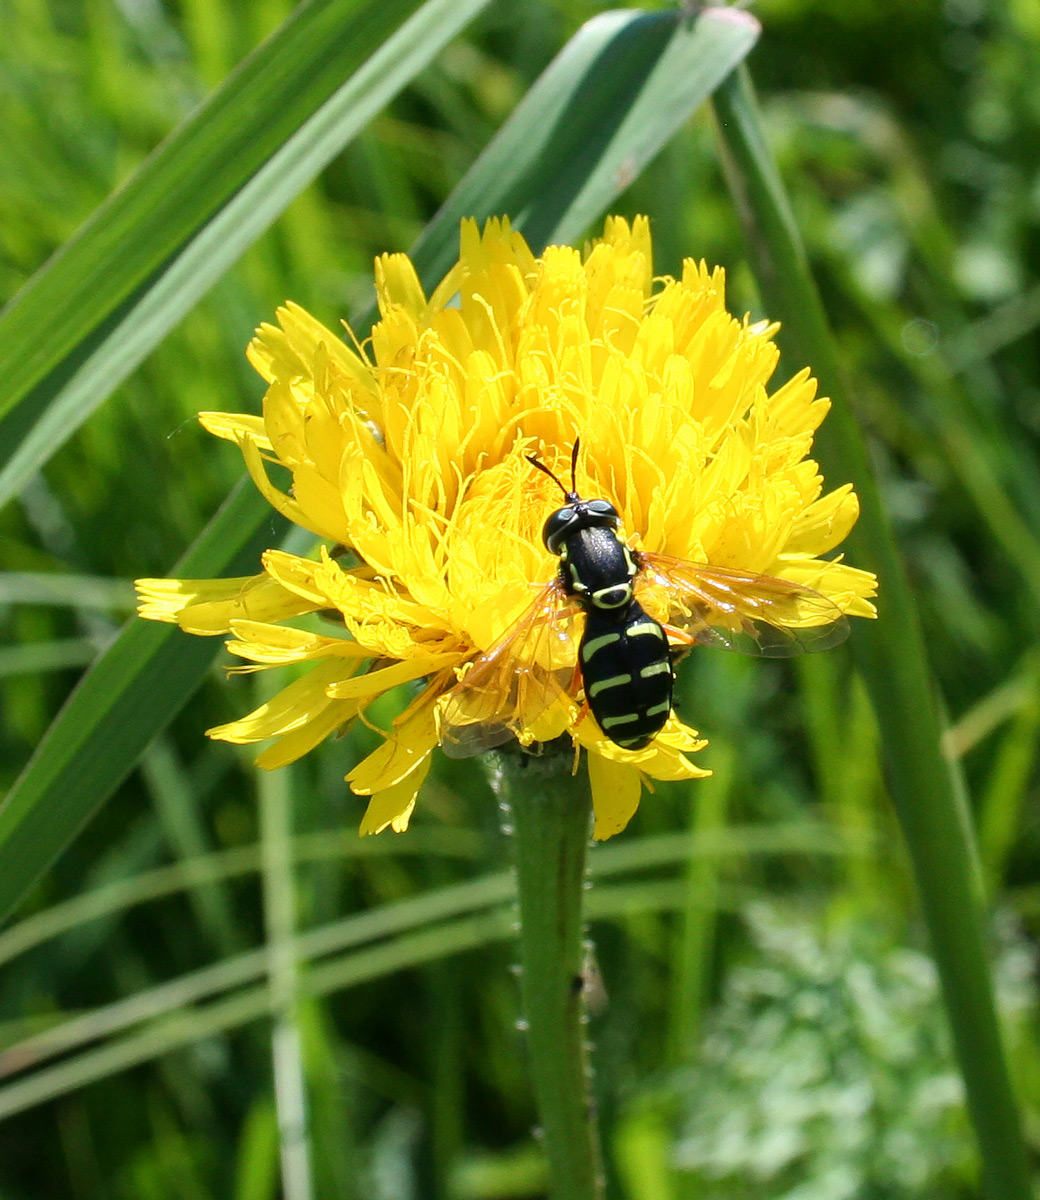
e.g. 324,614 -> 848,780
137,216 -> 876,839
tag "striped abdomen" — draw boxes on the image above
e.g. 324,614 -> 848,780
579,602 -> 673,749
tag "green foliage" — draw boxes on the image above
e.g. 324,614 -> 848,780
672,906 -> 1034,1199
2,0 -> 1040,1197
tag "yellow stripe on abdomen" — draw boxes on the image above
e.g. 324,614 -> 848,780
582,632 -> 622,661
626,620 -> 666,640
588,673 -> 633,698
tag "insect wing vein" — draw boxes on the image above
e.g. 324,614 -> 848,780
439,582 -> 578,757
639,553 -> 849,657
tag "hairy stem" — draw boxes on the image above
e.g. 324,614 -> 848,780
491,749 -> 603,1200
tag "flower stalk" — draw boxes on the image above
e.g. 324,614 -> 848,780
492,748 -> 604,1200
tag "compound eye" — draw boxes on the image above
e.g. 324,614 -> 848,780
586,499 -> 620,524
542,506 -> 576,553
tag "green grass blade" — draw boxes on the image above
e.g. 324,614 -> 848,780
0,911 -> 513,1122
0,875 -> 737,1120
0,6 -> 758,925
975,657 -> 1040,895
0,574 -> 135,611
0,0 -> 458,411
256,732 -> 315,1200
0,0 -> 494,508
712,65 -> 1031,1200
828,261 -> 1040,605
0,821 -> 849,970
0,482 -> 287,925
669,745 -> 735,1059
140,737 -> 244,958
0,829 -> 488,968
0,822 -> 855,1084
411,5 -> 760,278
0,872 -> 515,1072
0,639 -> 99,678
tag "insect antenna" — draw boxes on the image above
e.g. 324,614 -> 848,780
526,438 -> 582,501
569,437 -> 580,493
526,451 -> 572,499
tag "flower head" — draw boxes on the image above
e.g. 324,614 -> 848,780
137,216 -> 876,839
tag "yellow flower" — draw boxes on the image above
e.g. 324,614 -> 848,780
136,216 -> 876,840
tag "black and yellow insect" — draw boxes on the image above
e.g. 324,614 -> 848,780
535,454 -> 672,750
440,443 -> 849,758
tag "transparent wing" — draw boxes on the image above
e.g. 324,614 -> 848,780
439,581 -> 580,759
638,552 -> 849,658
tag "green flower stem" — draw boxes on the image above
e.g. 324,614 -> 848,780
712,65 -> 1031,1200
492,750 -> 604,1200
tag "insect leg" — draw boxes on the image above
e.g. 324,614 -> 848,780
661,623 -> 697,646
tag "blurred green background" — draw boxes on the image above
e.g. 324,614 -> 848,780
2,0 -> 1040,1196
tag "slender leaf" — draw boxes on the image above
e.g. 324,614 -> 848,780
257,743 -> 314,1197
0,876 -> 735,1120
0,0 -> 400,408
411,5 -> 761,279
0,0 -> 494,507
0,639 -> 99,678
0,481 -> 287,922
712,65 -> 1032,1200
0,574 -> 135,611
0,821 -> 850,968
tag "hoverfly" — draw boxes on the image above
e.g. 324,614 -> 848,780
439,442 -> 849,758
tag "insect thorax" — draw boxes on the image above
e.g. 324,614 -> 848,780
558,526 -> 637,613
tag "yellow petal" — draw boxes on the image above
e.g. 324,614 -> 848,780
347,680 -> 444,793
247,301 -> 373,392
635,741 -> 712,782
255,697 -> 359,769
260,376 -> 309,469
783,484 -> 860,556
653,714 -> 708,754
358,757 -> 432,835
524,693 -> 579,746
376,252 -> 428,319
588,750 -> 643,839
778,557 -> 878,618
312,551 -> 443,630
280,300 -> 374,385
198,412 -> 272,450
237,434 -> 313,533
135,575 -> 319,634
208,660 -> 354,743
573,714 -> 710,781
260,551 -> 330,606
226,621 -> 372,665
326,653 -> 457,699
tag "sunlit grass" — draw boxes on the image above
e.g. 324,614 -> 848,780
2,0 -> 1040,1196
